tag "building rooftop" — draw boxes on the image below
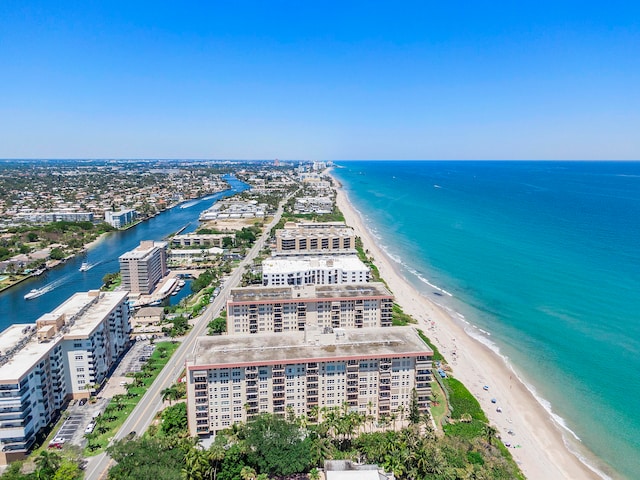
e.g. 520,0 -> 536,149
262,255 -> 369,274
0,324 -> 53,382
0,290 -> 128,381
135,307 -> 164,317
120,241 -> 167,260
189,327 -> 431,368
228,282 -> 392,304
50,290 -> 128,339
277,222 -> 354,239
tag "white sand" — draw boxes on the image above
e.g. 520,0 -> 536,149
333,178 -> 601,480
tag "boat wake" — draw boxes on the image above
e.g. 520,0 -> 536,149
179,200 -> 199,209
24,276 -> 71,300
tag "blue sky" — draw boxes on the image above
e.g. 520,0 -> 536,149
1,1 -> 639,160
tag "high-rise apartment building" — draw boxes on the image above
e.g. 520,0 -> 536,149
0,291 -> 130,463
119,240 -> 168,294
274,222 -> 357,255
185,327 -> 432,437
226,283 -> 393,334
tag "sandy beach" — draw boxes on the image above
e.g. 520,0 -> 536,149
333,176 -> 601,480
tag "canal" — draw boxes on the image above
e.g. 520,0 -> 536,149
0,175 -> 250,329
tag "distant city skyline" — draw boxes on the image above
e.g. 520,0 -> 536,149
1,1 -> 639,160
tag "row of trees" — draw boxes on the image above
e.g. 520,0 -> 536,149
104,397 -> 521,480
0,450 -> 83,480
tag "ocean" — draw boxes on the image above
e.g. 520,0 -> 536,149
332,161 -> 640,479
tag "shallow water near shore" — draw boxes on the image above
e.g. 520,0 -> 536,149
333,160 -> 640,479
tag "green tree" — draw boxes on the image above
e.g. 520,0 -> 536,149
49,247 -> 65,260
409,388 -> 420,424
0,462 -> 29,479
161,386 -> 180,405
107,437 -> 184,480
240,466 -> 256,480
207,317 -> 227,335
244,414 -> 314,477
52,459 -> 82,480
161,402 -> 188,437
34,450 -> 62,479
218,443 -> 247,480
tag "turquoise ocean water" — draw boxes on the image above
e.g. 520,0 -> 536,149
332,161 -> 640,479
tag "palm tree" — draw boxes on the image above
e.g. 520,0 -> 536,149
161,386 -> 180,405
483,424 -> 499,446
308,468 -> 320,480
240,466 -> 256,480
207,440 -> 226,480
397,404 -> 405,424
35,450 -> 61,478
182,448 -> 207,480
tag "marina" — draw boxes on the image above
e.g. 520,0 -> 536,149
0,175 -> 249,328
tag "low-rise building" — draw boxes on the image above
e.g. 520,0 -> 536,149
262,255 -> 369,286
168,247 -> 223,265
131,306 -> 165,333
226,283 -> 393,334
185,327 -> 432,436
13,211 -> 94,224
105,208 -> 138,228
171,233 -> 230,248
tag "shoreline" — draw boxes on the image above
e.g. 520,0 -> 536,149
332,173 -> 605,480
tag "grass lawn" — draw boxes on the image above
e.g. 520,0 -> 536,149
83,341 -> 180,456
430,380 -> 448,431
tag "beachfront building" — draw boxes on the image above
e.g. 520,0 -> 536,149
185,327 -> 432,436
226,283 -> 393,334
262,255 -> 370,286
104,208 -> 138,228
274,222 -> 356,255
294,197 -> 334,215
119,240 -> 169,294
171,233 -> 230,248
0,290 -> 130,463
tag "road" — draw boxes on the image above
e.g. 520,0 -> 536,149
84,198 -> 289,480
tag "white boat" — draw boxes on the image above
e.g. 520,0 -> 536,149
24,289 -> 43,300
177,280 -> 186,287
79,262 -> 92,272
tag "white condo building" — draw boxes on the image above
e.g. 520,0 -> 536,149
0,291 -> 130,463
261,255 -> 370,287
104,208 -> 137,228
226,283 -> 393,334
186,327 -> 432,436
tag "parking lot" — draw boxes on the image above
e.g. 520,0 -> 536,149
49,338 -> 163,449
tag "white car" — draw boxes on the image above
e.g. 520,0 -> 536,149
84,422 -> 95,434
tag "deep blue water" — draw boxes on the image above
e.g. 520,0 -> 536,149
333,161 -> 640,479
0,175 -> 249,329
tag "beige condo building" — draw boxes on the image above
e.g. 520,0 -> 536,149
274,222 -> 357,255
226,283 -> 393,334
186,327 -> 432,437
119,240 -> 169,294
